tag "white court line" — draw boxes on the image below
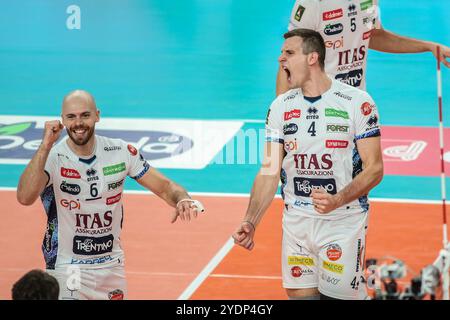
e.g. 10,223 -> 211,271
177,237 -> 235,300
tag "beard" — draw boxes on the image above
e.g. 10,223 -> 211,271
66,125 -> 95,146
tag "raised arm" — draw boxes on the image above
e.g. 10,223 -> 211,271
17,121 -> 64,205
369,26 -> 450,67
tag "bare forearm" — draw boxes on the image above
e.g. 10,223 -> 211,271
162,181 -> 190,207
334,164 -> 383,208
17,145 -> 51,205
369,28 -> 433,53
243,173 -> 279,227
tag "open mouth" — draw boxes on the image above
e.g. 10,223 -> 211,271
72,127 -> 88,138
283,66 -> 291,82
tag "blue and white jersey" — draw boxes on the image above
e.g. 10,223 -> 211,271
41,135 -> 150,269
266,79 -> 380,219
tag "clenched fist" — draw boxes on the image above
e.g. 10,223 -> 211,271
42,120 -> 64,150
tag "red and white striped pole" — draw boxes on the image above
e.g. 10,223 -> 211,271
437,46 -> 448,247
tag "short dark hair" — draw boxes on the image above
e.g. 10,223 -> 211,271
12,269 -> 59,300
283,28 -> 326,70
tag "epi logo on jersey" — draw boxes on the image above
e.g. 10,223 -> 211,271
284,109 -> 301,121
284,139 -> 298,152
323,9 -> 343,21
103,163 -> 126,176
325,37 -> 344,50
0,116 -> 242,169
61,168 -> 81,179
61,199 -> 81,211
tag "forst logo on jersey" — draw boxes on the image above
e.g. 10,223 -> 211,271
61,168 -> 81,179
327,124 -> 349,133
293,177 -> 337,197
283,123 -> 298,135
284,109 -> 301,121
0,121 -> 193,162
323,8 -> 343,21
108,179 -> 124,191
326,243 -> 343,261
324,23 -> 343,36
73,234 -> 114,255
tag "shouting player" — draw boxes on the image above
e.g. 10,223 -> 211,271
233,29 -> 383,300
16,90 -> 205,300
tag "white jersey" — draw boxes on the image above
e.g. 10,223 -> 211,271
266,79 -> 381,219
41,135 -> 150,269
288,0 -> 380,90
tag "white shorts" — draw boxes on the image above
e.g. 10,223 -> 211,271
282,210 -> 369,300
47,265 -> 127,300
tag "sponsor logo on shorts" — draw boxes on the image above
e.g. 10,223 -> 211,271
127,144 -> 138,156
323,9 -> 343,21
73,235 -> 114,255
71,255 -> 113,265
323,261 -> 344,274
283,123 -> 298,135
291,266 -> 302,278
321,273 -> 341,286
325,108 -> 349,119
106,193 -> 122,205
326,140 -> 349,148
284,109 -> 301,121
108,289 -> 124,300
324,23 -> 343,36
360,102 -> 373,116
326,124 -> 349,133
288,256 -> 315,266
60,181 -> 80,195
293,177 -> 337,197
294,5 -> 306,22
103,162 -> 126,176
326,243 -> 343,261
108,179 -> 125,191
61,167 -> 81,179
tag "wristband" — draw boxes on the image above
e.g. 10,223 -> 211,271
243,220 -> 256,231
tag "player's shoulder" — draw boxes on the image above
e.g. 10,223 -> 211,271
275,88 -> 302,106
331,80 -> 373,104
95,135 -> 127,151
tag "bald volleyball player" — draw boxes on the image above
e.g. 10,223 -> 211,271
17,90 -> 205,300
